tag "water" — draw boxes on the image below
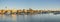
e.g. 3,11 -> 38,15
0,13 -> 60,22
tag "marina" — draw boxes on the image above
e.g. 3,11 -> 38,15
0,0 -> 60,22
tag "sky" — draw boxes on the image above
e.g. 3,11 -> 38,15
0,0 -> 60,10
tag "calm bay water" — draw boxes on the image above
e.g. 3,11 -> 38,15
0,13 -> 60,22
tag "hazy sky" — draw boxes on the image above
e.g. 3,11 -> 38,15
0,0 -> 60,10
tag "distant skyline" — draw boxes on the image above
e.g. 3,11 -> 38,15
0,0 -> 60,10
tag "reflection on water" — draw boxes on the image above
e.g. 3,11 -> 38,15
0,14 -> 60,22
